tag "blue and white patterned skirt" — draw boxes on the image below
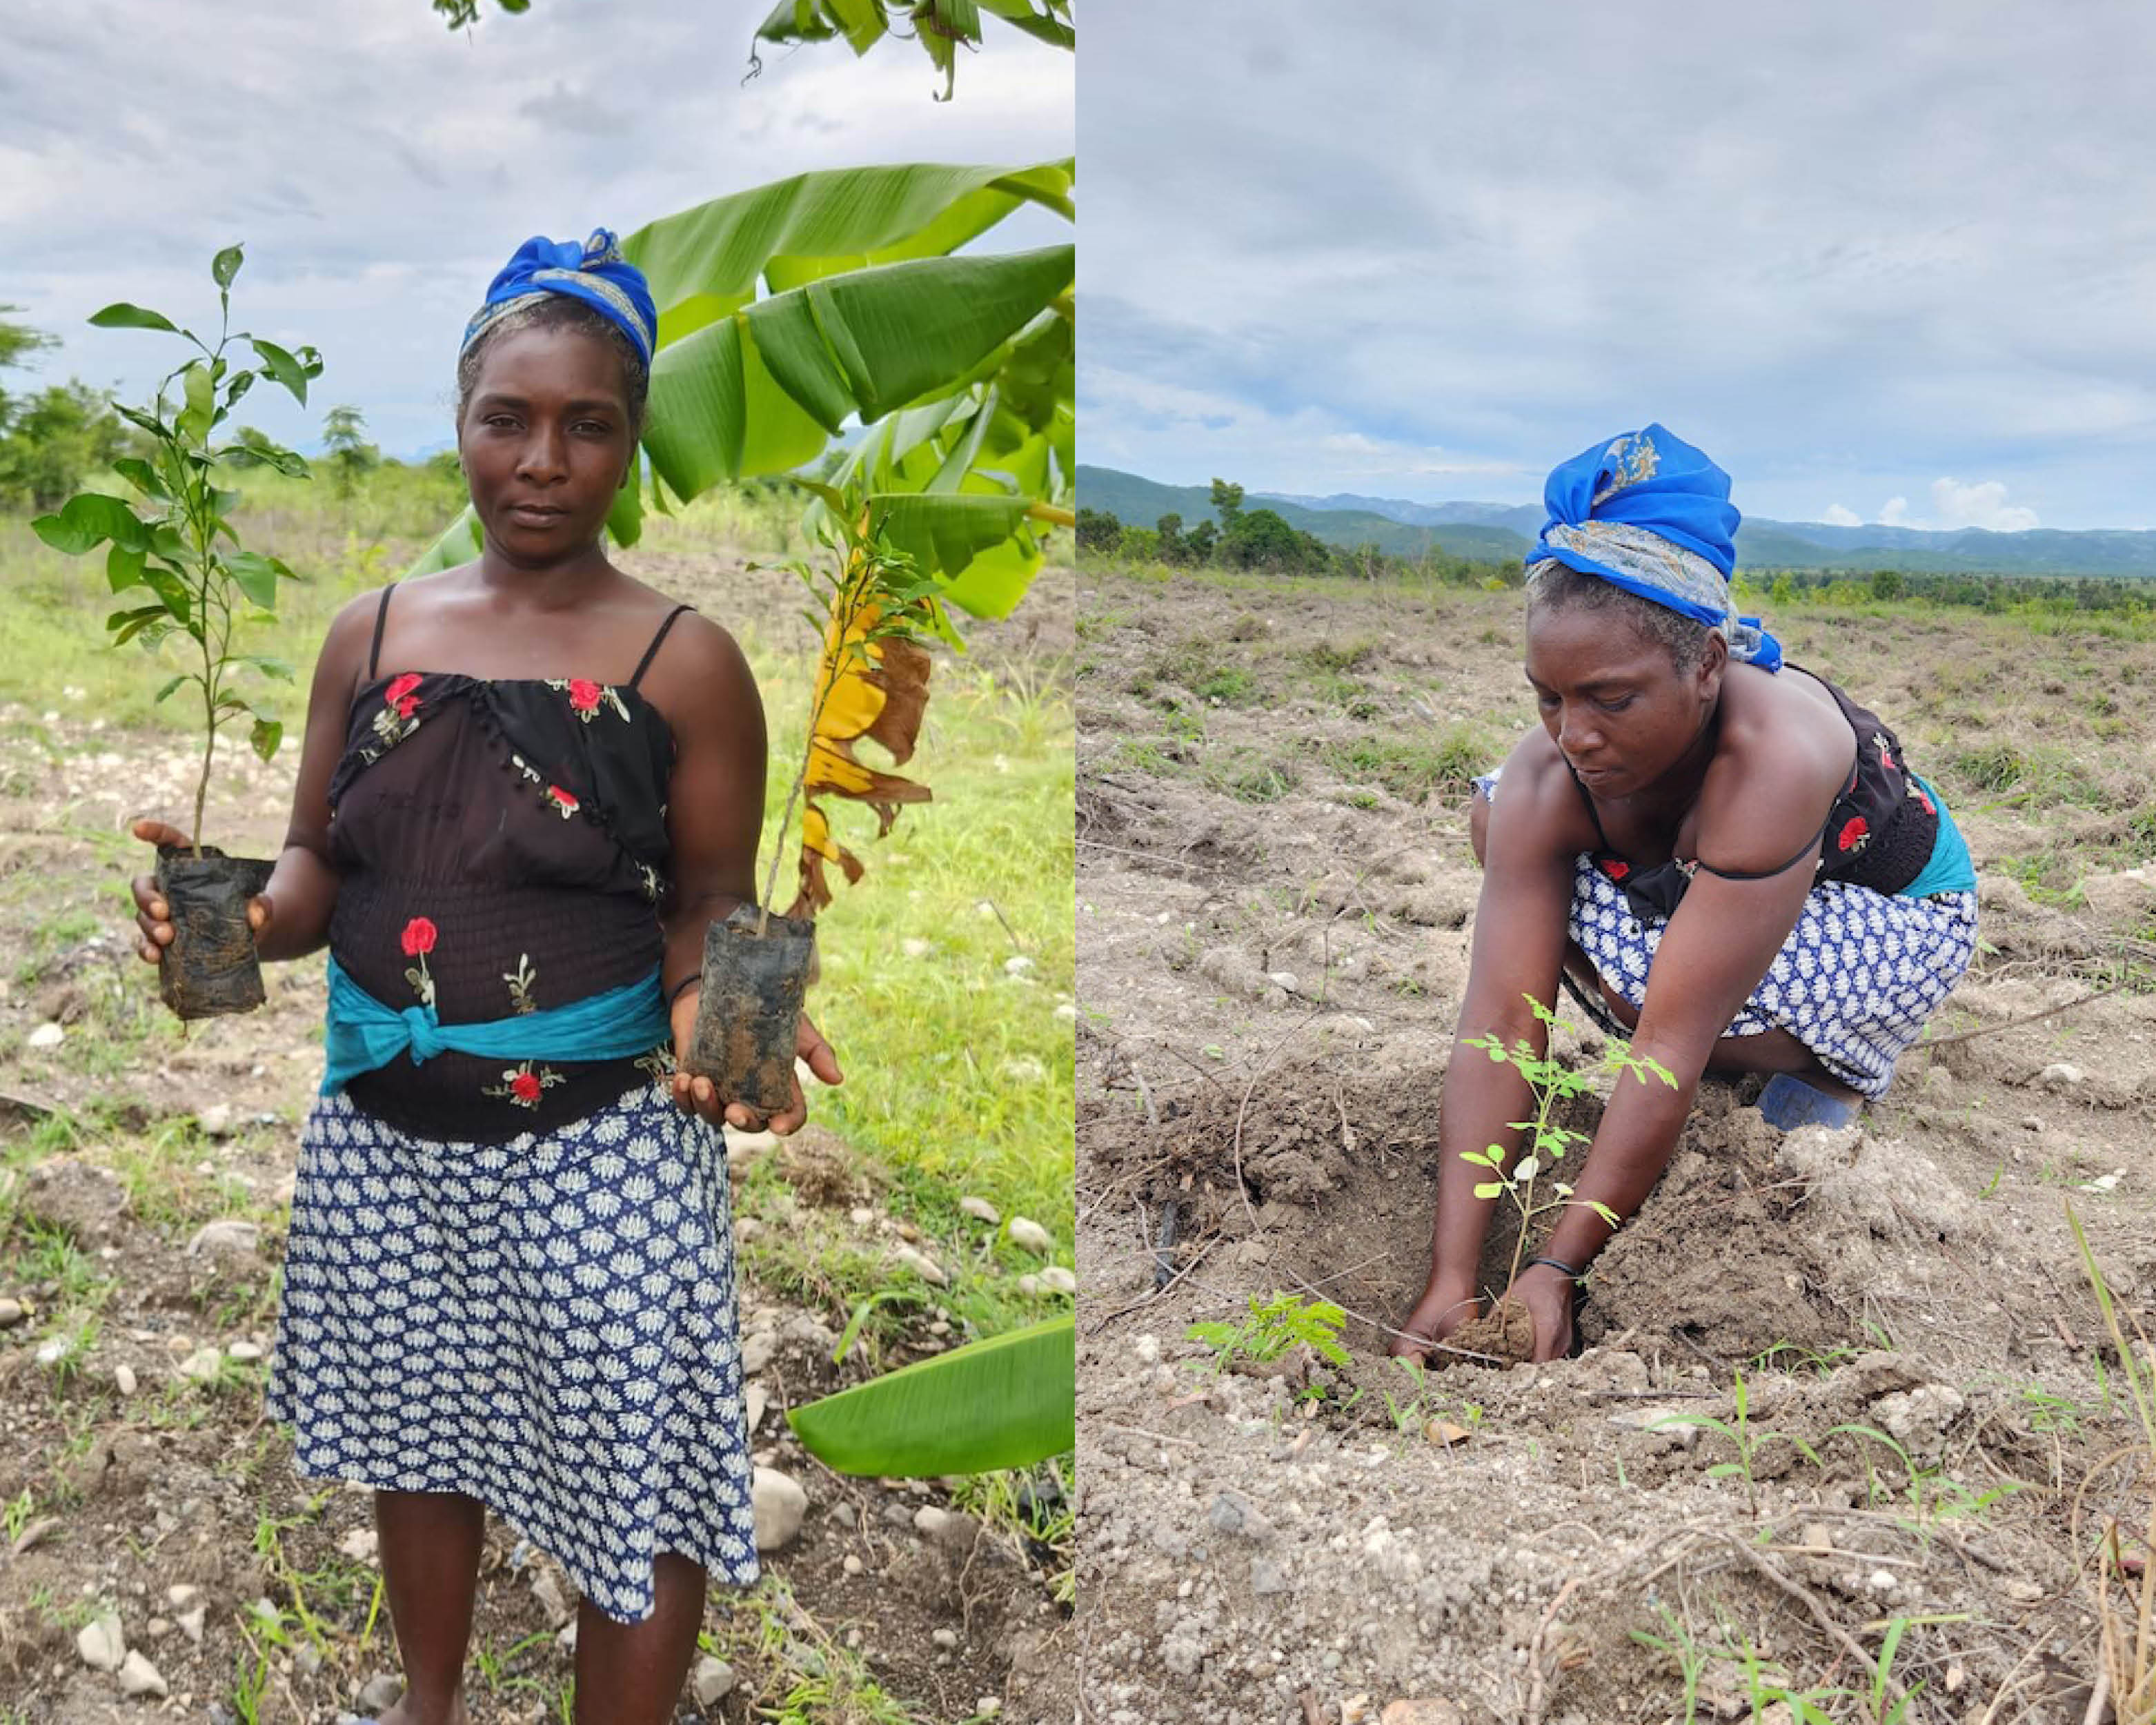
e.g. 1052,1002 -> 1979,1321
265,1081 -> 759,1622
1474,773 -> 1979,1099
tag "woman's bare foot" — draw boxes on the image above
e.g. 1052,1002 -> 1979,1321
377,1689 -> 470,1725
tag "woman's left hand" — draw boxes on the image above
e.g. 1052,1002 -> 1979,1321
669,1002 -> 842,1134
1501,1262 -> 1577,1363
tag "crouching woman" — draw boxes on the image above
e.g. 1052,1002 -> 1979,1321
1393,425 -> 1977,1366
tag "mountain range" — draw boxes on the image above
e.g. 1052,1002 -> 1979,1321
1078,466 -> 2156,578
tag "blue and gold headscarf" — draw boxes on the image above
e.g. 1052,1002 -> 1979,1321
460,228 -> 656,366
1527,424 -> 1781,671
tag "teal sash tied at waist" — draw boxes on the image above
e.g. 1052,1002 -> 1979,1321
320,955 -> 671,1096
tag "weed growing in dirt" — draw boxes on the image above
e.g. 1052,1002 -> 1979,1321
1461,994 -> 1675,1295
1319,732 -> 1479,802
950,1455 -> 1076,1604
1653,1370 -> 1821,1517
1186,1290 -> 1350,1376
1824,1420 -> 2020,1530
2068,1202 -> 2156,1719
1,1487 -> 34,1544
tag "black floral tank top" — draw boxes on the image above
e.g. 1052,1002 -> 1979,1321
1576,667 -> 1941,923
323,586 -> 689,1143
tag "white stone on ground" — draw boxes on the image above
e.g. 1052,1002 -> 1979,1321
1040,1266 -> 1076,1294
336,1528 -> 377,1564
960,1195 -> 1000,1224
691,1655 -> 737,1707
186,1219 -> 260,1259
913,1505 -> 951,1537
355,1673 -> 402,1711
117,1650 -> 167,1697
752,1467 -> 807,1551
1006,1216 -> 1051,1255
177,1348 -> 222,1382
76,1613 -> 126,1671
893,1245 -> 947,1285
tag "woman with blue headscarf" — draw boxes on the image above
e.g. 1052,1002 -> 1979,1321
1393,426 -> 1977,1367
128,230 -> 838,1722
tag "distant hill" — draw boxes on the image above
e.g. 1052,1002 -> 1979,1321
1079,466 -> 2156,578
1075,468 -> 1528,560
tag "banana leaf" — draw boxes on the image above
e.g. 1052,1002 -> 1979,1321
405,160 -> 1074,582
788,1314 -> 1074,1477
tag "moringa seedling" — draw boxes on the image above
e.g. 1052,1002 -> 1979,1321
1187,1291 -> 1351,1377
1461,992 -> 1677,1297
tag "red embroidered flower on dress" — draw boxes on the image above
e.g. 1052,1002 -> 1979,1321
1915,787 -> 1935,815
546,785 -> 580,818
1601,858 -> 1630,880
567,678 -> 602,714
511,1072 -> 542,1103
384,673 -> 424,718
1838,816 -> 1869,852
400,917 -> 438,957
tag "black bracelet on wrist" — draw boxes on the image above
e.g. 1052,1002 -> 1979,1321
1524,1254 -> 1587,1282
666,973 -> 703,1005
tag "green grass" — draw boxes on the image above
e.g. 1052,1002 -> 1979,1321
1320,727 -> 1485,803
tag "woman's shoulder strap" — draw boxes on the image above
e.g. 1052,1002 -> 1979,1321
367,583 -> 397,682
628,603 -> 697,691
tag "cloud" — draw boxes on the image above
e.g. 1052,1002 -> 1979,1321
1842,479 -> 2039,531
1928,477 -> 2040,531
4,0 -> 1073,460
1084,0 -> 2156,528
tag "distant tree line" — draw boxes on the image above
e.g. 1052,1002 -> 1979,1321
1077,475 -> 2156,623
1078,478 -> 1347,574
0,307 -> 130,511
1750,566 -> 2156,620
0,306 -> 426,515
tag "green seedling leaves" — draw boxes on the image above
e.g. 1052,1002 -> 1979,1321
250,718 -> 283,763
88,302 -> 180,334
224,551 -> 287,611
212,244 -> 244,290
106,544 -> 147,593
32,493 -> 148,556
178,364 -> 215,443
112,457 -> 167,500
1186,1292 -> 1350,1375
249,338 -> 313,406
106,605 -> 168,646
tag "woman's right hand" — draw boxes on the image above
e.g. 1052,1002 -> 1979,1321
1389,1279 -> 1481,1363
130,818 -> 273,963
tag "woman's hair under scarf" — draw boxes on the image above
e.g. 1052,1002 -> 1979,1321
1526,424 -> 1782,671
459,228 -> 657,368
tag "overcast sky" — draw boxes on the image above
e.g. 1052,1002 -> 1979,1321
2,1 -> 1074,460
1084,1 -> 2156,531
